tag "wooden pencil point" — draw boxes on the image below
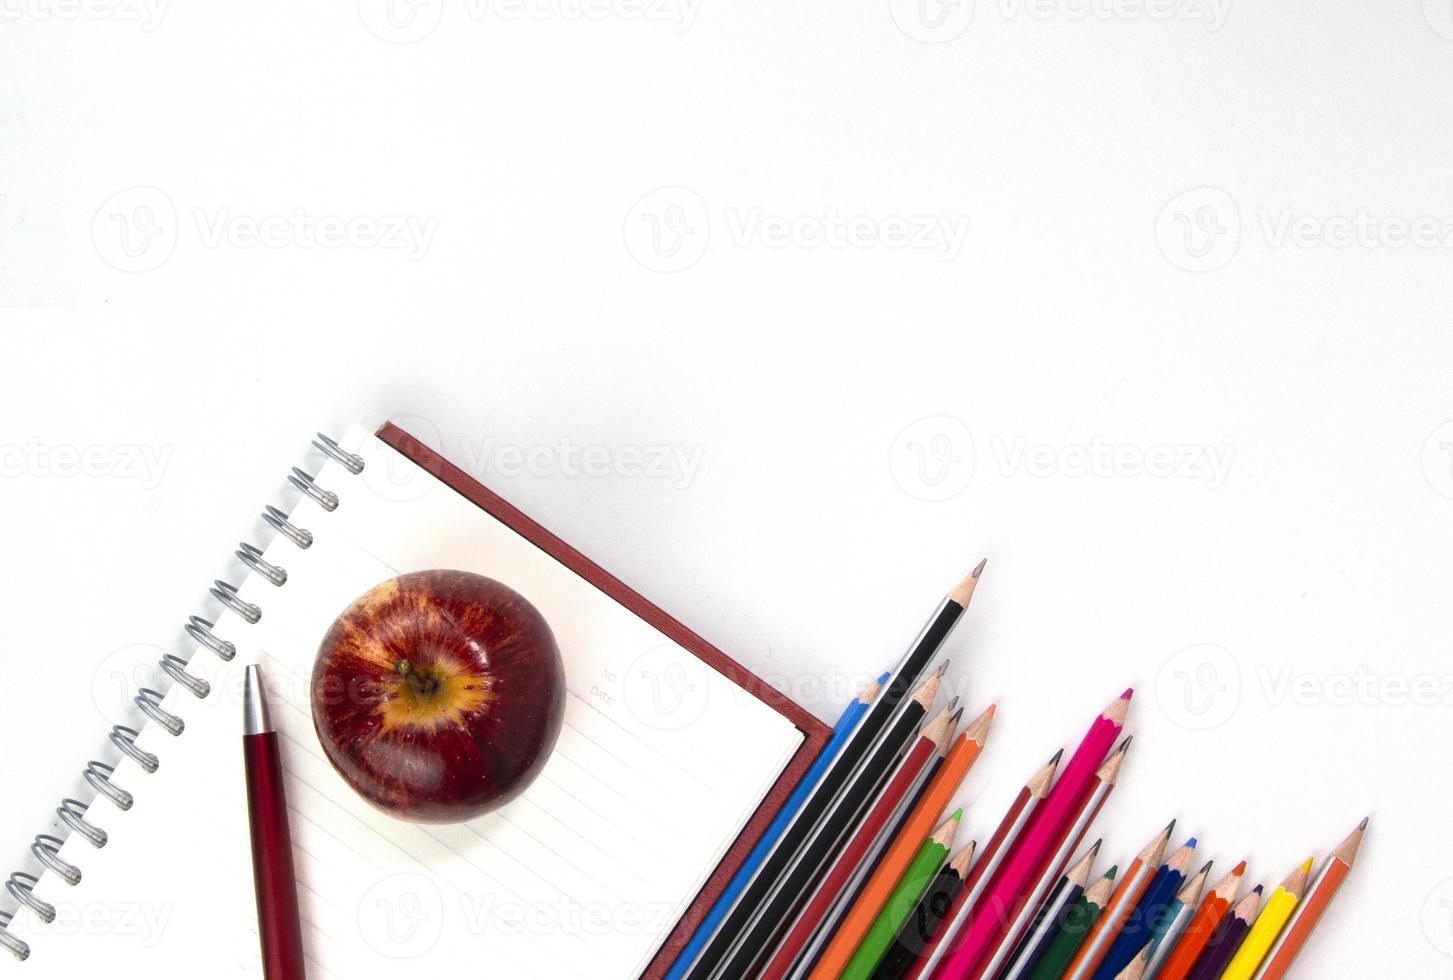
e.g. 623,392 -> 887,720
1166,841 -> 1196,874
910,669 -> 945,708
950,841 -> 977,875
1283,858 -> 1313,895
920,705 -> 956,747
1232,859 -> 1247,876
961,703 -> 995,744
1175,861 -> 1211,903
1235,887 -> 1263,919
932,813 -> 961,844
856,675 -> 885,703
1335,820 -> 1368,866
1103,692 -> 1133,727
1065,841 -> 1101,887
948,562 -> 987,606
1084,868 -> 1117,906
1028,751 -> 1063,797
1095,738 -> 1131,783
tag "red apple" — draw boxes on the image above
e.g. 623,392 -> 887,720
311,569 -> 565,823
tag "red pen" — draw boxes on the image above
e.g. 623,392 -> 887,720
243,664 -> 307,979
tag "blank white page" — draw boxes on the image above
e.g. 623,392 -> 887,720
6,425 -> 802,978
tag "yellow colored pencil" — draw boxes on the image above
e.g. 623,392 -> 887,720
1219,857 -> 1313,980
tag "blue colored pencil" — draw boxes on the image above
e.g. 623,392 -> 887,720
1093,838 -> 1196,980
664,671 -> 888,980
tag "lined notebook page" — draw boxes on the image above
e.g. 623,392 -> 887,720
7,425 -> 801,978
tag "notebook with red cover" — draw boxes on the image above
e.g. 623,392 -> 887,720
377,421 -> 831,978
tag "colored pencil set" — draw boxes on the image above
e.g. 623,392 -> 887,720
664,563 -> 1365,980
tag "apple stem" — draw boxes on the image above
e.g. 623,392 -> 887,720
395,659 -> 440,697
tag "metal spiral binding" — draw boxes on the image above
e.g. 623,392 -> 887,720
185,615 -> 235,661
83,761 -> 132,810
30,839 -> 79,888
109,725 -> 159,773
159,654 -> 210,699
5,874 -> 52,924
1,433 -> 355,962
289,467 -> 339,511
134,688 -> 185,736
0,910 -> 26,961
263,505 -> 313,548
57,800 -> 107,849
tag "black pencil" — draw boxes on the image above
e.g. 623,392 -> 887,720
709,667 -> 948,977
681,564 -> 985,979
871,841 -> 976,980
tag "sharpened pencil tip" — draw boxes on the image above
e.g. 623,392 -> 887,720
1107,865 -> 1119,878
1233,860 -> 1247,875
1359,816 -> 1370,830
1199,860 -> 1214,873
1187,837 -> 1198,848
1253,884 -> 1264,894
935,660 -> 950,677
877,671 -> 891,683
952,808 -> 964,820
1090,838 -> 1103,854
972,557 -> 987,578
1049,748 -> 1065,765
1164,819 -> 1176,834
1120,687 -> 1134,699
1117,735 -> 1133,752
947,695 -> 961,710
1299,856 -> 1314,872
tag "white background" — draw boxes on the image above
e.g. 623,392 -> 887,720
3,0 -> 1452,974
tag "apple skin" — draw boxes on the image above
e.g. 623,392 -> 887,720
311,570 -> 565,823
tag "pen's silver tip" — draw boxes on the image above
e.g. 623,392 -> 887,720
243,664 -> 274,736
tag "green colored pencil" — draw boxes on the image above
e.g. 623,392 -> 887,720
842,810 -> 961,980
1025,865 -> 1118,980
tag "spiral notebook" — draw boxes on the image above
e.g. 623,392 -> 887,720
0,422 -> 830,977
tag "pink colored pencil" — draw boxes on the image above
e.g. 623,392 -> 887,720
928,690 -> 1132,979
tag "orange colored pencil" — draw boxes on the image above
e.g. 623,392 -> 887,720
1253,819 -> 1366,979
1062,822 -> 1173,980
807,704 -> 994,980
1156,860 -> 1246,980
